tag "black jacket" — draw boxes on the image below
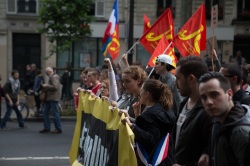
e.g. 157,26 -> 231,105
210,102 -> 250,166
133,103 -> 176,166
173,98 -> 212,165
233,89 -> 250,105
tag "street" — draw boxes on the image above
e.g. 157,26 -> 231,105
0,121 -> 76,166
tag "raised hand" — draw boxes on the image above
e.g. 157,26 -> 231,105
132,97 -> 141,118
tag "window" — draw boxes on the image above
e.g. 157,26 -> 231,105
205,0 -> 224,20
57,38 -> 103,81
6,0 -> 39,15
95,0 -> 105,17
88,0 -> 105,18
238,0 -> 250,20
157,0 -> 174,17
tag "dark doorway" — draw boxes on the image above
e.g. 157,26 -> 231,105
12,33 -> 41,90
233,35 -> 250,64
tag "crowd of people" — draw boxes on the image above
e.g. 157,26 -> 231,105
0,49 -> 250,165
75,51 -> 250,166
0,64 -> 62,134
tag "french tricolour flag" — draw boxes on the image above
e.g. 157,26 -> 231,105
137,133 -> 170,166
102,0 -> 120,60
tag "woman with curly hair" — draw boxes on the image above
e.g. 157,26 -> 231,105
118,65 -> 147,122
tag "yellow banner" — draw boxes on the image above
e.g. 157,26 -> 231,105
69,92 -> 137,166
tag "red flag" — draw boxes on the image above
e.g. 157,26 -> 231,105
143,14 -> 151,34
173,3 -> 206,57
140,8 -> 174,54
147,37 -> 177,68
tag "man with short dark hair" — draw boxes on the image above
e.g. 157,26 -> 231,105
0,70 -> 25,130
219,63 -> 250,105
199,72 -> 250,166
173,56 -> 212,166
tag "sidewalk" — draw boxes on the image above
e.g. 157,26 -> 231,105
0,98 -> 76,122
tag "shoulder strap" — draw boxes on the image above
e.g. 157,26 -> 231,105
136,133 -> 170,166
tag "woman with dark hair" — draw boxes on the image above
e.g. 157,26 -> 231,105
121,79 -> 176,166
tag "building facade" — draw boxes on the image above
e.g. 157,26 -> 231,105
0,0 -> 249,85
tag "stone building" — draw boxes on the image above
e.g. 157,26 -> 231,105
0,0 -> 249,85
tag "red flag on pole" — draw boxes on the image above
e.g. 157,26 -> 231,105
147,37 -> 177,68
173,3 -> 206,57
140,8 -> 174,54
143,14 -> 151,34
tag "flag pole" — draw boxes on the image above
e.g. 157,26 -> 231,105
147,41 -> 173,79
118,40 -> 140,63
212,28 -> 215,72
147,68 -> 155,79
163,41 -> 173,54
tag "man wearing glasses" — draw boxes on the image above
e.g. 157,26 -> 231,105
219,63 -> 250,105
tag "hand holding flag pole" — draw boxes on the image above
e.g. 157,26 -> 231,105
118,53 -> 129,69
118,40 -> 140,64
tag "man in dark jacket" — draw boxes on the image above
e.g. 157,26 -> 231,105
0,70 -> 25,129
30,63 -> 37,89
219,63 -> 250,105
199,72 -> 250,166
33,68 -> 44,115
173,56 -> 212,166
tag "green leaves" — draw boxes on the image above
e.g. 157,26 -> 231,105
38,0 -> 93,58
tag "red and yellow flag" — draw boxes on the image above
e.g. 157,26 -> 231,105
147,37 -> 177,68
173,3 -> 206,57
140,8 -> 174,54
143,14 -> 151,34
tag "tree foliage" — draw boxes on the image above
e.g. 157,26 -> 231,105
38,0 -> 93,57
